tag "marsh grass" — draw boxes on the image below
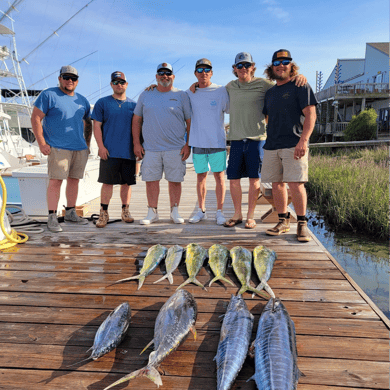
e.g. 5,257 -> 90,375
307,146 -> 389,240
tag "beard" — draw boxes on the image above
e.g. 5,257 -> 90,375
157,79 -> 173,88
272,69 -> 289,81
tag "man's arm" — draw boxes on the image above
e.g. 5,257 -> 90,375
132,114 -> 145,159
292,74 -> 307,87
180,118 -> 191,161
31,106 -> 51,155
84,117 -> 92,148
294,105 -> 317,160
93,120 -> 109,160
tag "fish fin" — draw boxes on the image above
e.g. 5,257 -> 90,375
252,282 -> 265,298
237,285 -> 248,295
102,366 -> 162,389
247,285 -> 270,299
140,339 -> 154,355
108,274 -> 139,286
298,369 -> 305,377
137,275 -> 146,290
194,278 -> 207,291
153,274 -> 168,284
208,275 -> 219,287
263,282 -> 275,298
248,341 -> 255,359
167,273 -> 174,284
246,374 -> 256,383
176,278 -> 192,291
209,276 -> 235,287
190,325 -> 197,341
66,355 -> 92,368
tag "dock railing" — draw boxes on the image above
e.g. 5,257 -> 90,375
316,82 -> 389,101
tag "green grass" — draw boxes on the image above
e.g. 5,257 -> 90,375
307,146 -> 389,240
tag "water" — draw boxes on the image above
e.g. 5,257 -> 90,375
306,210 -> 389,319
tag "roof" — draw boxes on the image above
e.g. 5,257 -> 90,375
367,42 -> 389,56
0,24 -> 14,35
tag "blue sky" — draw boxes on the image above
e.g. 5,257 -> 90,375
0,0 -> 388,104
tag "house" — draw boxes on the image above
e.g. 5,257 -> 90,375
315,42 -> 389,141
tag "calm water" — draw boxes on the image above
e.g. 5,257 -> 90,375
306,210 -> 389,319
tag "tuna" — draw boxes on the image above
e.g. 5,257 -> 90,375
215,294 -> 254,390
103,289 -> 197,389
110,244 -> 167,290
68,302 -> 131,366
153,245 -> 184,285
177,243 -> 208,290
208,244 -> 234,287
230,246 -> 269,299
248,298 -> 303,389
252,245 -> 277,298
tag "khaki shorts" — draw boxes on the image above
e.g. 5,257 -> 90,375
48,148 -> 89,180
261,147 -> 308,183
141,150 -> 186,182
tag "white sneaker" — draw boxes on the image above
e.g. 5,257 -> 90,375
215,210 -> 226,225
170,204 -> 184,224
140,207 -> 159,225
189,208 -> 207,224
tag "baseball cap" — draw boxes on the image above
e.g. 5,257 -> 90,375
233,52 -> 254,66
59,65 -> 78,76
156,62 -> 173,73
272,49 -> 292,62
195,58 -> 212,70
111,71 -> 127,82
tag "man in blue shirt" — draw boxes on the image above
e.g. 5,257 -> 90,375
92,71 -> 137,228
31,65 -> 92,232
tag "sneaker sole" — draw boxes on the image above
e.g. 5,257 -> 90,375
48,227 -> 62,233
171,219 -> 184,224
298,236 -> 312,242
266,228 -> 290,236
140,219 -> 159,225
188,219 -> 201,224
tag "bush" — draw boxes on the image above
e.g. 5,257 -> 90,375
344,108 -> 377,141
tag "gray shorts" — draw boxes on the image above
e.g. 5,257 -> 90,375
48,148 -> 89,180
261,147 -> 308,183
141,149 -> 186,182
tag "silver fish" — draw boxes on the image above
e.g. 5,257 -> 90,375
248,298 -> 303,389
103,289 -> 197,389
68,302 -> 131,367
111,244 -> 167,290
153,245 -> 184,285
230,246 -> 268,299
208,244 -> 234,287
252,245 -> 277,298
177,243 -> 208,290
215,294 -> 254,390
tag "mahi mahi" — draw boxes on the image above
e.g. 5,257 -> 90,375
252,245 -> 277,298
208,244 -> 234,287
103,289 -> 197,389
111,244 -> 167,290
248,298 -> 303,389
68,302 -> 131,366
177,243 -> 208,290
153,245 -> 184,285
230,246 -> 268,299
215,294 -> 254,390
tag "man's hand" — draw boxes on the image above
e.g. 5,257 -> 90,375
134,144 -> 145,160
145,84 -> 157,91
189,83 -> 199,93
292,74 -> 307,87
180,144 -> 190,161
98,146 -> 109,160
39,143 -> 51,155
294,139 -> 308,160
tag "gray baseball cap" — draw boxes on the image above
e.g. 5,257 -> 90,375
195,58 -> 212,70
233,52 -> 254,66
59,65 -> 78,76
156,62 -> 173,73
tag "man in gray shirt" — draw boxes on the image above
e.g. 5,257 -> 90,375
132,62 -> 191,224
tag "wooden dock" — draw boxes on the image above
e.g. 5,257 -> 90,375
0,165 -> 389,389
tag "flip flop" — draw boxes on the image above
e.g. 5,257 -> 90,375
245,219 -> 257,229
223,218 -> 243,228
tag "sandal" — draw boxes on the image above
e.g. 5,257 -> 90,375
245,219 -> 257,229
223,218 -> 243,228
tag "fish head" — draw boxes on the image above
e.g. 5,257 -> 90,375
263,297 -> 283,313
227,294 -> 248,312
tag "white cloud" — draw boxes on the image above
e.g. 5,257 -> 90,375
263,0 -> 290,23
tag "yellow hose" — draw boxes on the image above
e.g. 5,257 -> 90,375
0,175 -> 28,249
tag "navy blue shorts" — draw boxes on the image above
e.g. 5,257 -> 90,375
98,157 -> 136,186
227,139 -> 265,180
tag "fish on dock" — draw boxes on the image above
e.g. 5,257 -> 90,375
215,294 -> 254,390
230,246 -> 269,299
110,244 -> 167,290
177,243 -> 208,290
103,289 -> 197,389
208,244 -> 234,287
153,245 -> 184,285
68,302 -> 131,366
248,298 -> 303,389
252,245 -> 277,298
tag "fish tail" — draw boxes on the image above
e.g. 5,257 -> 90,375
103,366 -> 162,390
237,284 -> 249,295
109,274 -> 139,286
248,285 -> 269,299
167,273 -> 174,284
176,278 -> 192,291
137,275 -> 146,290
153,274 -> 168,284
264,282 -> 275,298
194,278 -> 207,290
209,275 -> 234,287
252,282 -> 265,298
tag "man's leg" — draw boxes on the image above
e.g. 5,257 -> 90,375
265,182 -> 290,236
197,172 -> 208,210
213,171 -> 225,211
65,177 -> 79,208
146,181 -> 160,208
288,182 -> 307,216
229,179 -> 243,221
47,179 -> 62,211
101,183 -> 114,205
168,181 -> 181,208
247,177 -> 260,220
120,184 -> 131,205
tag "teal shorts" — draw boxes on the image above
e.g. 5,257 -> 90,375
192,150 -> 227,174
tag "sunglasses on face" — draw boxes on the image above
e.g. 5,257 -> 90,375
196,68 -> 212,74
157,70 -> 172,76
112,80 -> 126,85
235,62 -> 252,70
273,59 -> 291,66
61,75 -> 78,81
